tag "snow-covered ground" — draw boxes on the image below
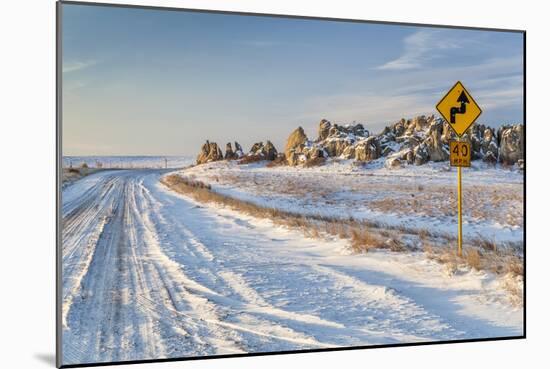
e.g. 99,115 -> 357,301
180,159 -> 524,245
63,155 -> 194,169
61,168 -> 523,366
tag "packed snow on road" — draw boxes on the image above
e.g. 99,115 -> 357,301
61,168 -> 523,365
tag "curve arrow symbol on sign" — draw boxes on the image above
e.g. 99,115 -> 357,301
450,91 -> 470,124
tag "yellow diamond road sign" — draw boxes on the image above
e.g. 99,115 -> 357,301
436,81 -> 482,137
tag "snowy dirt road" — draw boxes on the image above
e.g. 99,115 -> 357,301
61,169 -> 523,366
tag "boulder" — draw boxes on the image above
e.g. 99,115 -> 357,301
498,124 -> 524,165
468,124 -> 483,155
378,133 -> 396,156
246,141 -> 278,160
263,140 -> 278,160
302,145 -> 325,160
196,140 -> 224,165
413,143 -> 429,165
318,119 -> 331,141
405,116 -> 429,135
224,142 -> 236,160
354,137 -> 379,162
341,145 -> 355,159
424,120 -> 449,161
479,127 -> 498,162
285,127 -> 308,165
441,122 -> 456,144
323,139 -> 352,157
397,135 -> 421,149
325,123 -> 368,140
351,123 -> 367,137
287,151 -> 300,166
394,119 -> 406,136
234,142 -> 244,158
249,142 -> 264,155
328,125 -> 342,138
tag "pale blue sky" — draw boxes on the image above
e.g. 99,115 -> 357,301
62,3 -> 524,156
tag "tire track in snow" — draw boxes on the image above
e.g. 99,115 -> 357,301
127,178 -> 246,356
61,169 -> 522,365
138,179 -> 346,350
63,172 -> 167,364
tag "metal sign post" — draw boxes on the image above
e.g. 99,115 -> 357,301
457,165 -> 463,257
437,82 -> 481,257
449,140 -> 470,257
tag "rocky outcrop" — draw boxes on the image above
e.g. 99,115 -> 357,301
246,140 -> 278,160
480,127 -> 499,163
285,127 -> 308,165
317,119 -> 331,141
247,140 -> 278,161
378,116 -> 525,168
224,143 -> 236,160
318,121 -> 370,159
341,145 -> 355,159
498,125 -> 524,165
323,139 -> 351,157
355,136 -> 379,162
413,143 -> 429,165
249,142 -> 264,155
195,116 -> 524,169
424,119 -> 449,162
286,151 -> 300,166
323,122 -> 368,139
234,142 -> 244,158
196,140 -> 223,165
263,141 -> 278,160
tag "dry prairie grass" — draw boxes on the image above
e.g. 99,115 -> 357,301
465,249 -> 482,270
170,176 -> 212,190
192,160 -> 523,229
162,174 -> 404,254
163,174 -> 523,288
350,228 -> 406,253
424,240 -> 523,281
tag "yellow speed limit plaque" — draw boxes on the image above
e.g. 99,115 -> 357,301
449,140 -> 471,167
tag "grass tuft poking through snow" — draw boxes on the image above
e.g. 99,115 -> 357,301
423,242 -> 523,305
163,172 -> 523,308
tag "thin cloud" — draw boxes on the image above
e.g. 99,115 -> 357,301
294,54 -> 523,132
377,29 -> 462,71
63,60 -> 97,73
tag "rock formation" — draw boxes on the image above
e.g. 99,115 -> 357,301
224,142 -> 236,160
196,140 -> 223,165
284,127 -> 308,165
498,124 -> 524,165
354,136 -> 379,162
317,119 -> 331,141
234,142 -> 244,158
424,119 -> 449,162
247,140 -> 278,161
194,116 -> 524,169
